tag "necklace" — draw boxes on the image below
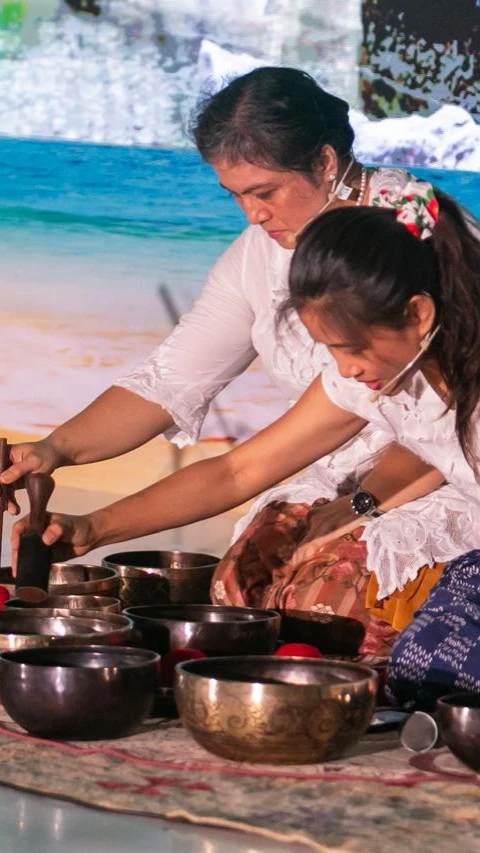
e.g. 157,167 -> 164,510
356,166 -> 367,206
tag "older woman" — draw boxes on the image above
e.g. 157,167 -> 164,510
7,67 -> 467,658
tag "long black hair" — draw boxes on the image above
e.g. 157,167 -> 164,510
284,197 -> 480,466
192,66 -> 354,179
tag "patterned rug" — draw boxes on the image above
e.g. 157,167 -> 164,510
0,704 -> 479,852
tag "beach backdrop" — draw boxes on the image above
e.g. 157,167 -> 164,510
0,0 -> 479,565
1,138 -> 479,565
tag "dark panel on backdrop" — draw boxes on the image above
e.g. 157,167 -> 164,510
361,0 -> 480,118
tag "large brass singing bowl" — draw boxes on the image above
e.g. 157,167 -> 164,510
48,564 -> 120,597
102,550 -> 219,607
175,657 -> 377,764
436,693 -> 480,772
0,611 -> 134,650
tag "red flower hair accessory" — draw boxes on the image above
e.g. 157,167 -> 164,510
374,178 -> 439,240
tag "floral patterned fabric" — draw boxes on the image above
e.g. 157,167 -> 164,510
211,500 -> 443,660
372,177 -> 439,239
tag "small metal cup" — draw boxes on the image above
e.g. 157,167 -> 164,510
400,710 -> 442,753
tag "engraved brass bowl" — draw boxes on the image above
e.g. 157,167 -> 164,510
6,595 -> 121,613
102,550 -> 219,607
436,693 -> 480,771
123,604 -> 281,656
175,656 -> 377,764
0,645 -> 159,739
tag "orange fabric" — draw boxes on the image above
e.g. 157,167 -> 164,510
365,562 -> 447,632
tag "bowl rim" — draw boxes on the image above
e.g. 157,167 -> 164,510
6,594 -> 121,606
48,564 -> 119,591
50,563 -> 118,574
437,692 -> 480,709
0,611 -> 134,640
1,607 -> 125,620
102,549 -> 220,570
175,654 -> 377,688
0,644 -> 160,666
0,610 -> 132,625
122,604 -> 281,623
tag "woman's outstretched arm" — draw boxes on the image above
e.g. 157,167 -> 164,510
12,378 -> 366,565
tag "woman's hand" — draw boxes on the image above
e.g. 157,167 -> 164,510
300,494 -> 359,545
11,512 -> 96,574
1,441 -> 62,510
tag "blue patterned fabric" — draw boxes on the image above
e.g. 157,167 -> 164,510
386,550 -> 480,710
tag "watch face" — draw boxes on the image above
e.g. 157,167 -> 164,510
352,491 -> 375,515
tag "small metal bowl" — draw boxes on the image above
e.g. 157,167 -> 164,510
48,564 -> 119,597
279,610 -> 365,656
0,645 -> 160,739
102,550 -> 219,607
436,693 -> 480,771
175,656 -> 377,764
6,595 -> 121,613
0,610 -> 133,650
123,604 -> 281,656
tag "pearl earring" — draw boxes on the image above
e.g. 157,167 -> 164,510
327,173 -> 338,202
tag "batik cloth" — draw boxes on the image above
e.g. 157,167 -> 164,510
387,549 -> 480,710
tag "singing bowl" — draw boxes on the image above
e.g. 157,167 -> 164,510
0,611 -> 133,650
175,656 -> 377,764
102,550 -> 219,607
436,693 -> 480,771
279,610 -> 365,656
6,595 -> 121,613
0,645 -> 160,739
123,604 -> 281,656
48,564 -> 120,597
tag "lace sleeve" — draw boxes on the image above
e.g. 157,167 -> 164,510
115,231 -> 257,447
361,484 -> 480,599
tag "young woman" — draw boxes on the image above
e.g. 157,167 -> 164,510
12,179 -> 480,658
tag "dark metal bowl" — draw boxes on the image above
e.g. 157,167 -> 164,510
102,550 -> 219,607
48,564 -> 120,597
0,645 -> 160,739
279,610 -> 365,656
436,693 -> 480,771
123,604 -> 281,656
175,656 -> 377,763
0,610 -> 133,650
6,595 -> 121,613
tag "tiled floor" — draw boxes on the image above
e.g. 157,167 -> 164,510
0,785 -> 307,853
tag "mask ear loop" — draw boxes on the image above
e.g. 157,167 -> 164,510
285,156 -> 355,248
368,324 -> 441,403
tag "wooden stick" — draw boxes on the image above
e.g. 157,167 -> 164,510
0,439 -> 9,564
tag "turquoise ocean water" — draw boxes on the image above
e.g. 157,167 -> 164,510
0,138 -> 478,325
0,138 -> 478,435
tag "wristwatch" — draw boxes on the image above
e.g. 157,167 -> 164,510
350,489 -> 384,518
